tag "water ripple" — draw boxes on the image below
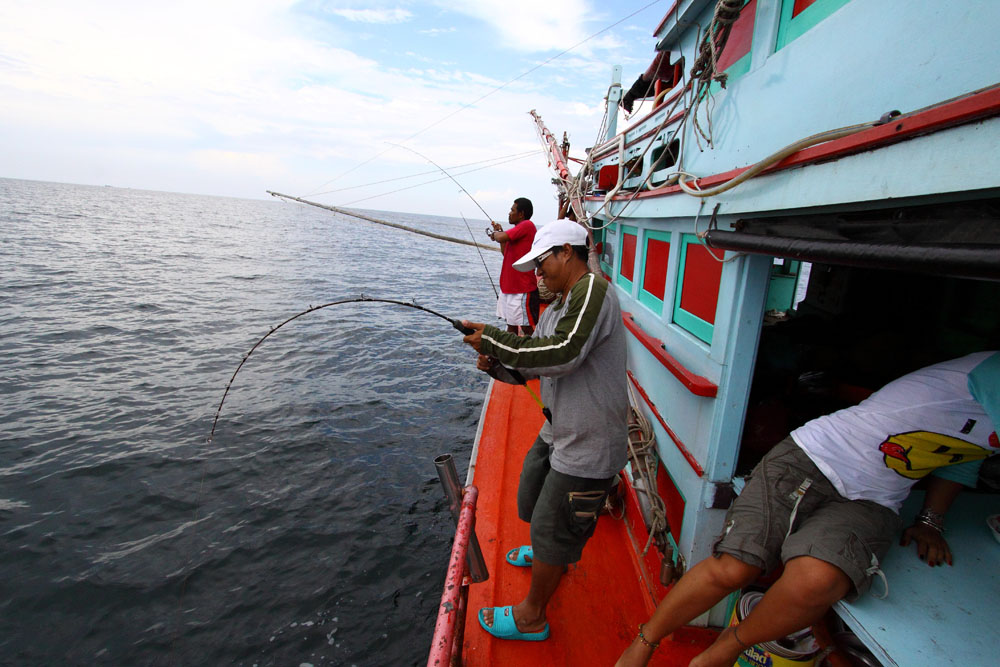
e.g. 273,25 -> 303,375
0,177 -> 498,665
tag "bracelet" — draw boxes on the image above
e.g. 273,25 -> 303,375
914,516 -> 944,533
636,623 -> 660,650
915,508 -> 945,532
732,624 -> 752,651
917,507 -> 944,524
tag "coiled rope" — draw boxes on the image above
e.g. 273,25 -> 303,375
626,381 -> 674,576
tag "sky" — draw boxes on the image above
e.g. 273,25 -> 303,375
0,0 -> 668,219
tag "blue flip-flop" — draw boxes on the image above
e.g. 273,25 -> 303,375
478,605 -> 550,641
505,545 -> 533,567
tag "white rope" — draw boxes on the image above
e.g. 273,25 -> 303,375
626,381 -> 671,558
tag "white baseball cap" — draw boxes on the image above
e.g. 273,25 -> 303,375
512,219 -> 589,272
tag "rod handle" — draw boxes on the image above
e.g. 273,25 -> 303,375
452,319 -> 475,335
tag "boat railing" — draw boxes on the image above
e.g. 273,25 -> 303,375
427,483 -> 479,667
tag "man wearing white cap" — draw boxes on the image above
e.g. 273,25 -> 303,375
461,218 -> 629,642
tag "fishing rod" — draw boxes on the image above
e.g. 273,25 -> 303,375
460,212 -> 498,298
207,296 -> 548,444
267,191 -> 497,253
382,146 -> 553,418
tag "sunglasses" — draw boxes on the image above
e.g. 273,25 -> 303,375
533,248 -> 558,269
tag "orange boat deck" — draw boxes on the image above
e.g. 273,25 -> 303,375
461,379 -> 717,665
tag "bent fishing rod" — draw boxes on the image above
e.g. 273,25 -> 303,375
207,297 -> 547,444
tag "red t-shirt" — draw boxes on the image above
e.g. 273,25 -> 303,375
499,219 -> 537,294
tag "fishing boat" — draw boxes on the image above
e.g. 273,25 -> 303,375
430,1 -> 1000,665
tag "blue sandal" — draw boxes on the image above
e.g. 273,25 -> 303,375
505,545 -> 533,567
478,605 -> 550,641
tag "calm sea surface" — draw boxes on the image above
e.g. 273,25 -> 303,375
0,178 -> 501,665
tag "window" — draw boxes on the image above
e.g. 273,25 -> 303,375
649,138 -> 681,186
617,226 -> 639,291
765,258 -> 801,313
639,230 -> 671,314
673,234 -> 724,344
600,222 -> 617,276
775,0 -> 851,51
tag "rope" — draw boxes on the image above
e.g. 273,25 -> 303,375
581,78 -> 693,230
676,119 -> 877,198
688,0 -> 743,149
267,191 -> 499,253
626,381 -> 672,562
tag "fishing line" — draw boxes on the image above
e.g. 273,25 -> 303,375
208,297 -> 550,444
460,212 -> 499,299
208,297 -> 475,445
311,150 -> 541,197
383,142 -> 501,299
337,151 -> 539,207
381,144 -> 555,418
386,142 -> 495,223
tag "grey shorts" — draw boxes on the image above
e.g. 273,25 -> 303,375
715,437 -> 902,599
517,436 -> 615,565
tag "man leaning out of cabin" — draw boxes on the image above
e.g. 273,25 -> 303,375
461,218 -> 628,642
617,350 -> 1000,667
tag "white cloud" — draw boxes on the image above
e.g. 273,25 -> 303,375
420,26 -> 457,36
328,7 -> 414,23
441,0 -> 591,52
191,149 -> 287,177
0,0 -> 653,215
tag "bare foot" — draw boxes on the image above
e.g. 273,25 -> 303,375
689,627 -> 745,667
614,636 -> 655,667
481,601 -> 547,634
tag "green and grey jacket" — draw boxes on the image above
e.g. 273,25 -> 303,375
480,272 -> 628,479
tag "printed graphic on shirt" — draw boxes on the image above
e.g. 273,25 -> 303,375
879,430 -> 993,479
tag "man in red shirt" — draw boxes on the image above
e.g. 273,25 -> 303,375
489,197 -> 539,334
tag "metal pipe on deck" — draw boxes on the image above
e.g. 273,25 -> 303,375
434,455 -> 488,583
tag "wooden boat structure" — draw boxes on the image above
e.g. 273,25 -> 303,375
430,1 -> 1000,665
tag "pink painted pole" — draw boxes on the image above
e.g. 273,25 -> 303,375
427,485 -> 479,667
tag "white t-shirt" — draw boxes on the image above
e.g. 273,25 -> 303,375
792,351 -> 999,512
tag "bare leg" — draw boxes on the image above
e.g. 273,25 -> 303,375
616,555 -> 760,667
482,557 -> 565,633
689,556 -> 851,667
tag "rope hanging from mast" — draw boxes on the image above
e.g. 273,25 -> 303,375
688,0 -> 744,149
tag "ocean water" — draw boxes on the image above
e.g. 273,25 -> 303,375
0,178 -> 501,665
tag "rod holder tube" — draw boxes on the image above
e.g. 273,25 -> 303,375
434,454 -> 488,583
